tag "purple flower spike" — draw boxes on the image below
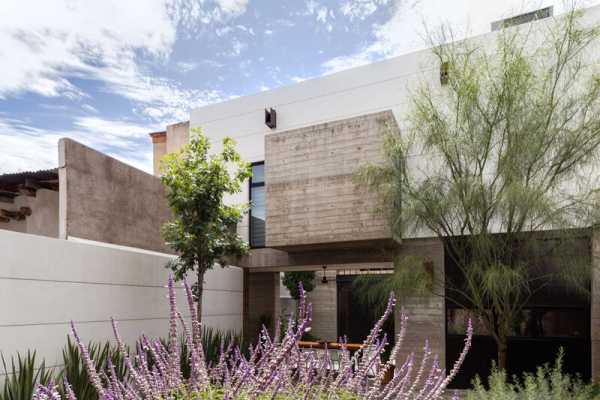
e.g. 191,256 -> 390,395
42,279 -> 471,400
70,321 -> 105,398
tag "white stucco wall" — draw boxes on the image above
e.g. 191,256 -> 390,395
0,230 -> 243,374
189,5 -> 600,161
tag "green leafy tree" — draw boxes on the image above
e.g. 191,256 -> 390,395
357,7 -> 600,370
161,129 -> 251,320
282,271 -> 316,300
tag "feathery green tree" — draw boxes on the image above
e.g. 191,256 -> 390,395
357,7 -> 600,369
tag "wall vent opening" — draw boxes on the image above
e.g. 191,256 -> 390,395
491,6 -> 553,31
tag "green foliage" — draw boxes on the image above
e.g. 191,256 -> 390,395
282,271 -> 315,300
356,5 -> 600,368
0,326 -> 245,400
58,337 -> 126,400
466,351 -> 598,400
353,255 -> 433,314
202,326 -> 246,364
158,328 -> 245,379
173,386 -> 359,400
0,351 -> 52,400
161,129 -> 251,308
276,317 -> 319,342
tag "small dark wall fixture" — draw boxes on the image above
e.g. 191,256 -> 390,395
440,62 -> 450,86
265,107 -> 277,129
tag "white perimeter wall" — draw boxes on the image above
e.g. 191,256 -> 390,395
0,229 -> 242,373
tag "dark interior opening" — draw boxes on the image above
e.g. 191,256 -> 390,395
337,274 -> 395,348
445,234 -> 591,389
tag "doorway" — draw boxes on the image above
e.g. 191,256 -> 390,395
336,274 -> 395,345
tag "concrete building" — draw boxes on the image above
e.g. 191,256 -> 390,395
150,5 -> 600,387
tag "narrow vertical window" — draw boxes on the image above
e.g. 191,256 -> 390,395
250,162 -> 265,248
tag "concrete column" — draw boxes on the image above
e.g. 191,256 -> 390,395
307,270 -> 337,341
591,230 -> 600,383
394,239 -> 446,370
244,271 -> 280,342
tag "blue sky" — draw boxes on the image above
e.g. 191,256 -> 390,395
1,0 -> 598,173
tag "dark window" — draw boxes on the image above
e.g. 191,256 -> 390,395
444,236 -> 591,389
446,305 -> 590,389
250,162 -> 265,248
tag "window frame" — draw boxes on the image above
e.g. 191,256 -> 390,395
249,161 -> 265,249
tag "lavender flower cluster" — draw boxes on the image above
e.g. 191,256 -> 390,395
34,275 -> 472,400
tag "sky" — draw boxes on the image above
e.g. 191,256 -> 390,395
1,0 -> 599,174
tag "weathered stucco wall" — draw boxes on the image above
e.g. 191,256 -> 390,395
59,138 -> 172,253
265,111 -> 396,249
0,189 -> 59,237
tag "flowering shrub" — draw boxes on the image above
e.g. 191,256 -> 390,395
34,276 -> 472,400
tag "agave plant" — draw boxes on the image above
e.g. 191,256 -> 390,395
200,326 -> 246,368
58,337 -> 126,400
1,351 -> 52,400
34,276 -> 472,400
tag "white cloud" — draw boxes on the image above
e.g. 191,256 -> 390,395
169,0 -> 250,33
316,8 -> 328,23
176,61 -> 199,73
228,39 -> 247,56
0,0 -> 245,124
0,118 -> 62,173
0,1 -> 175,98
304,0 -> 332,27
215,0 -> 249,16
81,104 -> 99,113
0,115 -> 155,174
340,0 -> 390,20
0,0 -> 251,174
291,76 -> 311,83
306,0 -> 319,15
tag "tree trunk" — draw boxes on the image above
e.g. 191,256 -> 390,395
197,269 -> 204,324
497,337 -> 508,370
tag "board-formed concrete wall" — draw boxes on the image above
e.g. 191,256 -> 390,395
59,138 -> 172,253
0,229 -> 243,375
306,270 -> 337,341
265,111 -> 396,248
244,272 -> 280,342
394,238 -> 446,371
